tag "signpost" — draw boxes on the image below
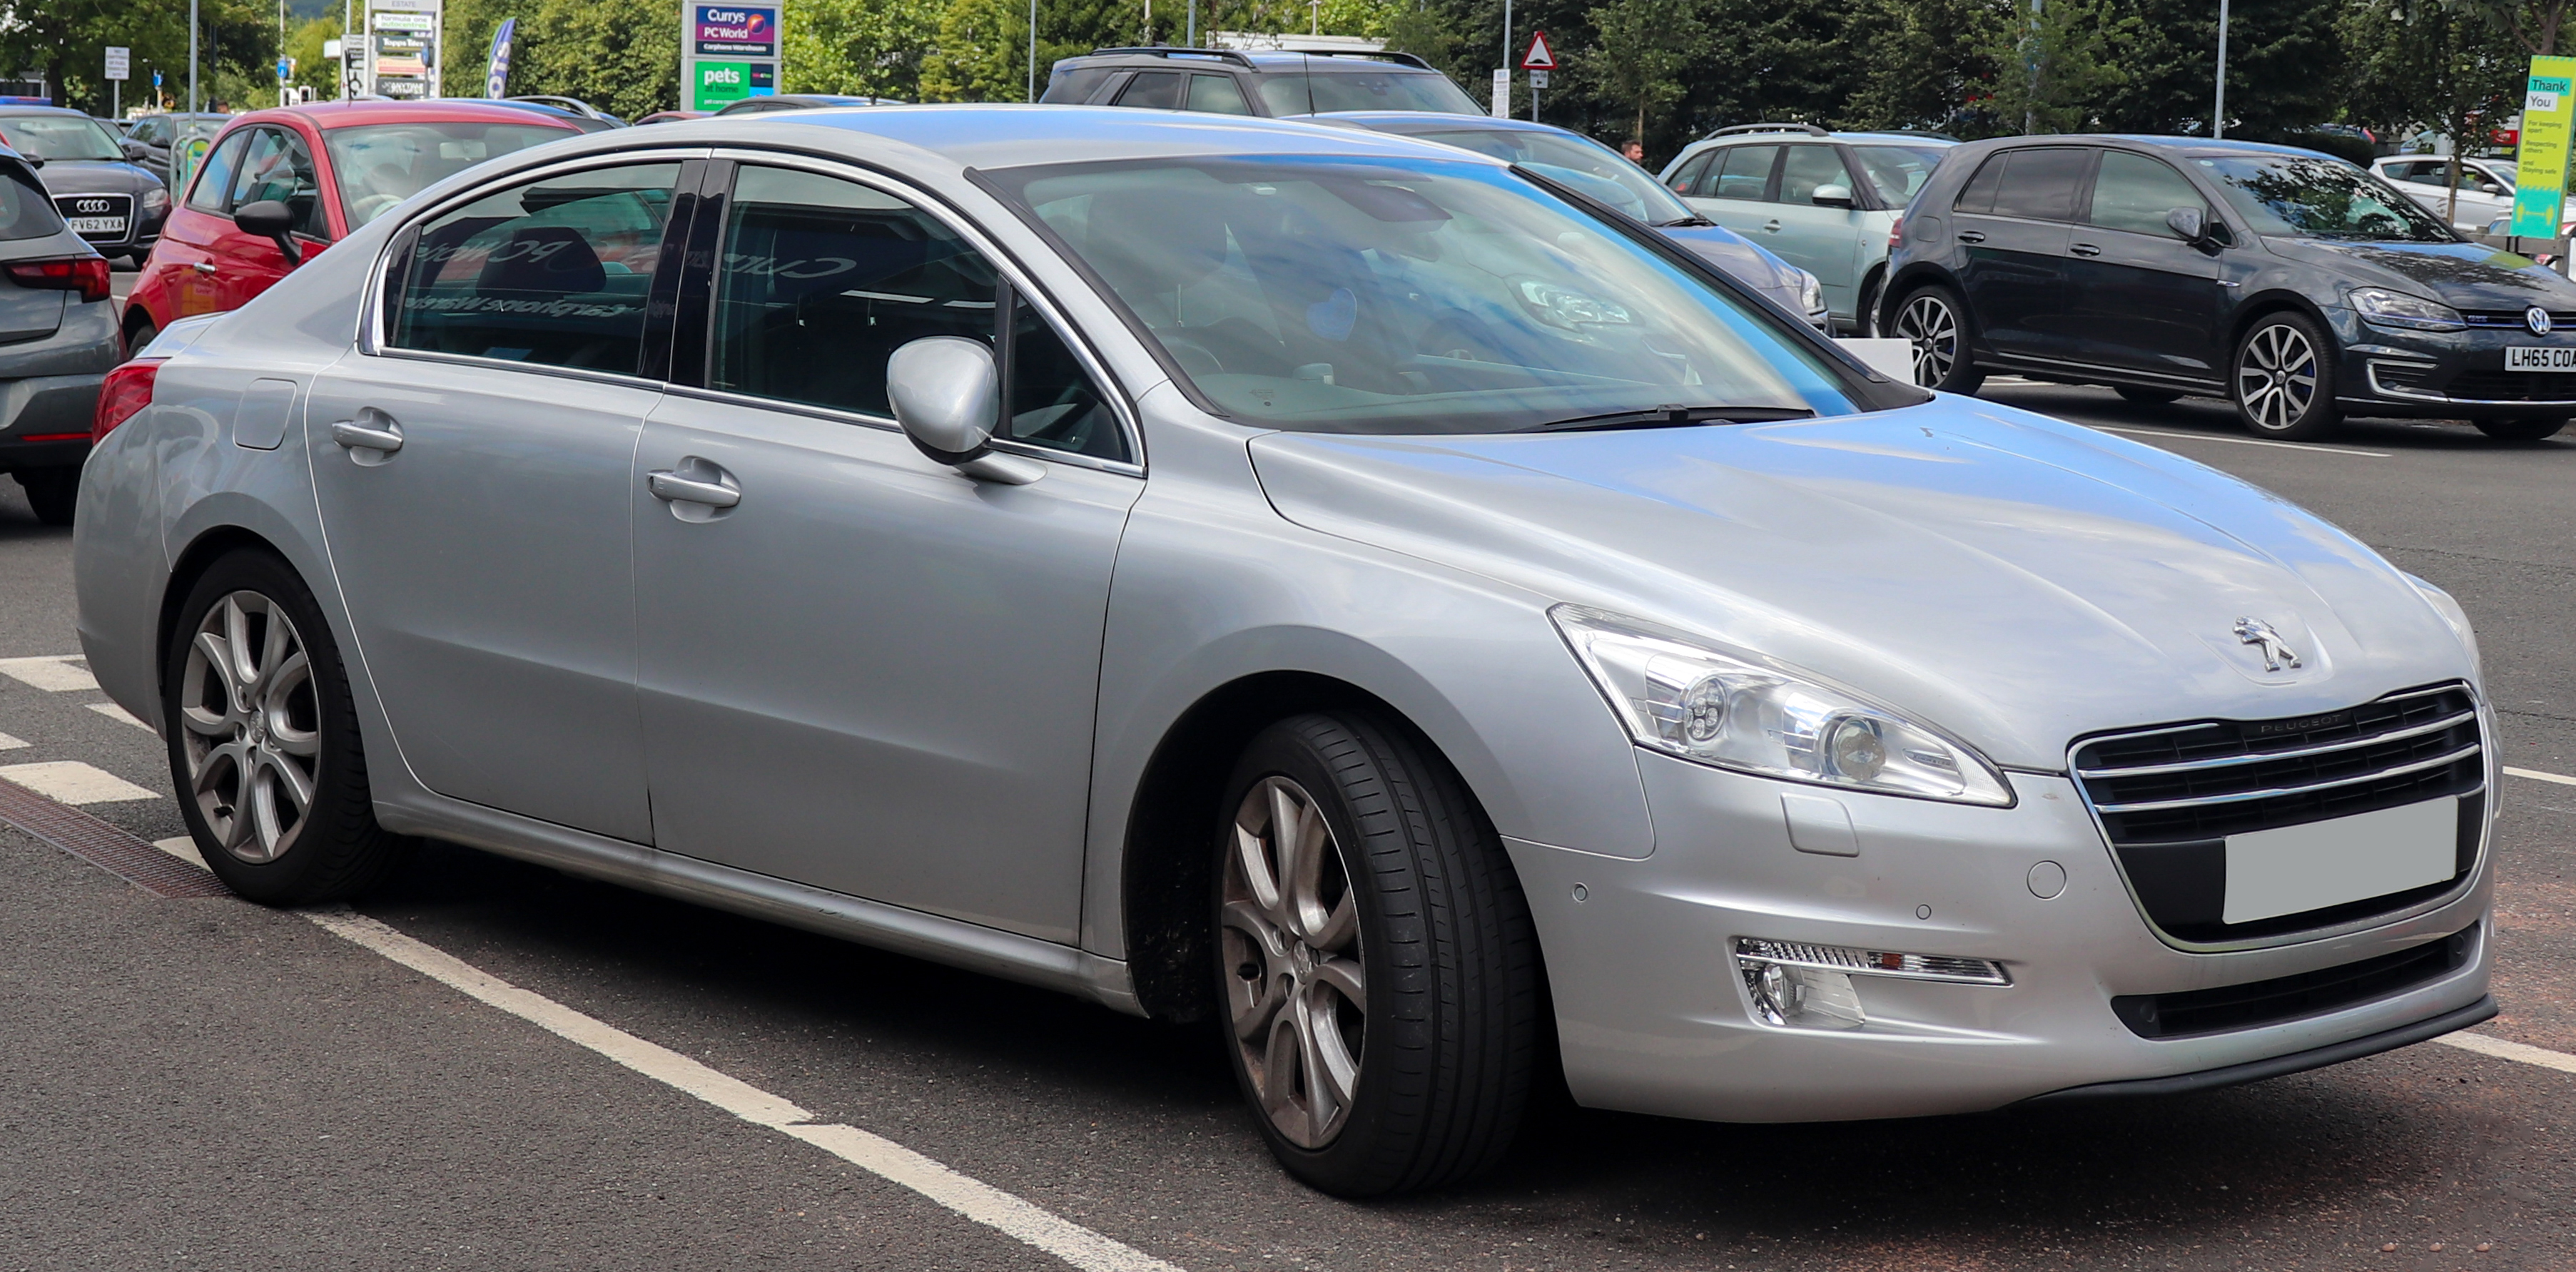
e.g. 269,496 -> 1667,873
1489,67 -> 1509,118
485,16 -> 516,99
2510,56 -> 2576,242
1520,31 -> 1553,123
683,4 -> 782,113
104,47 -> 128,119
362,0 -> 442,100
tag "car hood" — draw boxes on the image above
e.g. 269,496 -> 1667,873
1246,397 -> 2475,770
2266,237 -> 2576,309
1659,223 -> 1806,303
29,160 -> 154,195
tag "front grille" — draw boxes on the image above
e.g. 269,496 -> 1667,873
2460,310 -> 2576,328
2441,370 -> 2576,402
2074,683 -> 2485,942
2111,925 -> 2476,1038
2367,360 -> 2437,394
51,193 -> 132,243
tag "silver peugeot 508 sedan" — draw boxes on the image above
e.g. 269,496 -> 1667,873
75,107 -> 2497,1196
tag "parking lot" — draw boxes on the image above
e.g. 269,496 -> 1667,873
3,372 -> 2570,1270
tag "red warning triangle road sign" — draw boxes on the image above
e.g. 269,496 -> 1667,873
1521,31 -> 1556,70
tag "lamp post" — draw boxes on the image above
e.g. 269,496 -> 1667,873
190,0 -> 201,113
1028,0 -> 1037,101
2213,0 -> 2230,138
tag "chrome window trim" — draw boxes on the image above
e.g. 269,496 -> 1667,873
704,146 -> 1147,473
2064,681 -> 2494,955
654,381 -> 1145,479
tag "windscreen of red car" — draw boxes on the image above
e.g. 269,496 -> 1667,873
325,121 -> 577,230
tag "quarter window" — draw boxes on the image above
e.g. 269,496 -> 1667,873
1187,73 -> 1254,115
389,162 -> 679,372
1115,71 -> 1185,109
2087,151 -> 2204,238
1703,145 -> 1777,200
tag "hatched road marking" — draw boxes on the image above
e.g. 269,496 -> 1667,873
0,760 -> 159,805
154,835 -> 209,871
2435,1030 -> 2576,1075
2507,765 -> 2576,787
303,907 -> 1185,1272
0,655 -> 99,692
88,702 -> 153,731
0,731 -> 25,751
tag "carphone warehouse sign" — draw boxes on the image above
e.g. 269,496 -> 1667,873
684,3 -> 781,110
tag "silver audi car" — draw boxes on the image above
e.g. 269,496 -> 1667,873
73,108 -> 2497,1197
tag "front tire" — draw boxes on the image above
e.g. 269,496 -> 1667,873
163,550 -> 412,905
1214,713 -> 1538,1197
16,468 -> 77,526
2473,416 -> 2566,441
1892,285 -> 1984,394
2232,313 -> 2343,439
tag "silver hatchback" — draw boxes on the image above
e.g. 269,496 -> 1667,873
77,108 -> 2496,1196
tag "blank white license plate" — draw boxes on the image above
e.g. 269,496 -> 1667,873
66,215 -> 126,235
2504,345 -> 2576,371
2223,798 -> 2458,925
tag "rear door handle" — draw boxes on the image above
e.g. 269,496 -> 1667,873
329,418 -> 403,453
1762,218 -> 1783,233
1955,230 -> 1985,244
191,262 -> 218,275
647,468 -> 741,509
2069,242 -> 2103,258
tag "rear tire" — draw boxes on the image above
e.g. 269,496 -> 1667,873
2472,416 -> 2566,441
1892,285 -> 1984,394
16,468 -> 77,526
1213,712 -> 1538,1197
2115,385 -> 2185,405
2231,312 -> 2343,439
126,319 -> 158,357
162,550 -> 414,905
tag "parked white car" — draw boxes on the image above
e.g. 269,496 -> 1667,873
2371,156 -> 2515,233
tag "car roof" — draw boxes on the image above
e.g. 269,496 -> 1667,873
225,99 -> 594,133
2089,134 -> 2339,158
1309,111 -> 1578,137
0,105 -> 111,118
1062,49 -> 1438,71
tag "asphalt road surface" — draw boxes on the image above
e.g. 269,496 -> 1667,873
1,381 -> 2571,1271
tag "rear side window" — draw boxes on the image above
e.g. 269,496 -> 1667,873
1705,145 -> 1777,200
1302,68 -> 1484,114
185,131 -> 250,213
1188,74 -> 1254,114
2088,151 -> 2204,237
1115,71 -> 1185,109
1987,148 -> 2091,221
389,162 -> 679,372
0,161 -> 64,240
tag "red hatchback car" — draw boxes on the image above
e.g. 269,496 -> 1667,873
123,100 -> 584,350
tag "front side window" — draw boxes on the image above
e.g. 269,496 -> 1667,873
390,162 -> 679,371
1188,74 -> 1255,115
186,131 -> 250,213
1704,145 -> 1776,200
991,155 -> 1859,435
1847,145 -> 1947,205
0,114 -> 123,162
1777,145 -> 1851,205
1665,151 -> 1715,198
2087,151 -> 2205,238
708,165 -> 1124,459
326,121 -> 574,230
226,127 -> 330,238
1985,147 -> 2090,221
2196,155 -> 2452,242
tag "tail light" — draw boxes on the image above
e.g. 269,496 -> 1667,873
6,255 -> 112,304
1887,213 -> 1905,254
93,358 -> 163,442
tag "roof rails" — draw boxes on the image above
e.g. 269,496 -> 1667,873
1301,49 -> 1434,69
1709,122 -> 1828,138
1087,46 -> 1259,68
1862,128 -> 1959,142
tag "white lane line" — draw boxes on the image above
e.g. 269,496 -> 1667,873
2435,1031 -> 2576,1075
0,731 -> 26,751
2507,765 -> 2576,787
88,702 -> 155,731
0,760 -> 160,804
153,835 -> 210,871
2086,424 -> 2393,458
0,655 -> 99,692
302,907 -> 1182,1272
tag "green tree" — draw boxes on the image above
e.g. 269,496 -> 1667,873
1986,0 -> 2138,133
1577,0 -> 1703,146
514,0 -> 679,116
785,0 -> 943,99
1837,0 -> 2009,133
284,14 -> 342,101
2460,0 -> 2574,51
2346,0 -> 2521,222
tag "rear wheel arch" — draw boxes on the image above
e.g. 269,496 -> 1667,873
157,526 -> 294,700
1881,263 -> 1958,336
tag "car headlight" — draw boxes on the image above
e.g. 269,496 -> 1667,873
1551,605 -> 2015,806
141,185 -> 169,215
2351,287 -> 2465,332
1796,269 -> 1824,317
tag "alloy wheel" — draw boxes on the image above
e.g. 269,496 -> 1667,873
1221,775 -> 1367,1150
2236,323 -> 2318,432
1896,294 -> 1959,387
179,590 -> 321,864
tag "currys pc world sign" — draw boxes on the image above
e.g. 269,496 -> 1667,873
694,5 -> 777,57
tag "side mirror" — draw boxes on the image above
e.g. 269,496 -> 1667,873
1811,183 -> 1854,208
233,199 -> 304,266
2165,206 -> 2206,244
886,336 -> 1043,485
2480,182 -> 2505,195
121,139 -> 147,161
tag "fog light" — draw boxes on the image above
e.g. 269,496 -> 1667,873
1735,937 -> 2009,1029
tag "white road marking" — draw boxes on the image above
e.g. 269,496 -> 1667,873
303,907 -> 1183,1272
2086,424 -> 2393,457
0,760 -> 159,804
2507,765 -> 2576,787
88,701 -> 154,731
153,835 -> 209,871
2435,1030 -> 2576,1076
0,731 -> 26,751
0,655 -> 99,692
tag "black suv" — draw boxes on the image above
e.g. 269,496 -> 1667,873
1040,48 -> 1482,118
1882,135 -> 2576,441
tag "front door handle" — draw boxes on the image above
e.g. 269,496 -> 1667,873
1762,218 -> 1783,233
1956,230 -> 1986,244
191,261 -> 218,275
647,468 -> 741,509
2069,242 -> 2103,258
329,418 -> 403,453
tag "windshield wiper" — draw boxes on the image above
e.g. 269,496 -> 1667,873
1516,404 -> 1815,433
1654,215 -> 1718,228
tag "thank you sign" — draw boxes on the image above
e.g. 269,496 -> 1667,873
2510,56 -> 2576,238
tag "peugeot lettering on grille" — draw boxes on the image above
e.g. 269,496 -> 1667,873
2232,616 -> 2301,671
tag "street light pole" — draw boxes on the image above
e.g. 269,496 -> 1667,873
2214,0 -> 2230,138
189,0 -> 200,113
1028,0 -> 1037,101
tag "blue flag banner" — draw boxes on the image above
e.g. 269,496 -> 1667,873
485,18 -> 517,100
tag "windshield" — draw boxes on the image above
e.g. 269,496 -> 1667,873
2197,155 -> 2453,242
1409,128 -> 1695,223
989,156 -> 1857,434
1261,69 -> 1484,116
325,120 -> 576,229
1847,144 -> 1948,205
0,115 -> 123,162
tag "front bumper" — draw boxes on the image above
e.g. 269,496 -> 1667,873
2332,305 -> 2576,418
1509,751 -> 2495,1123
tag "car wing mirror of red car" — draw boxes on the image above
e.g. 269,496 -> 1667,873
233,200 -> 303,267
